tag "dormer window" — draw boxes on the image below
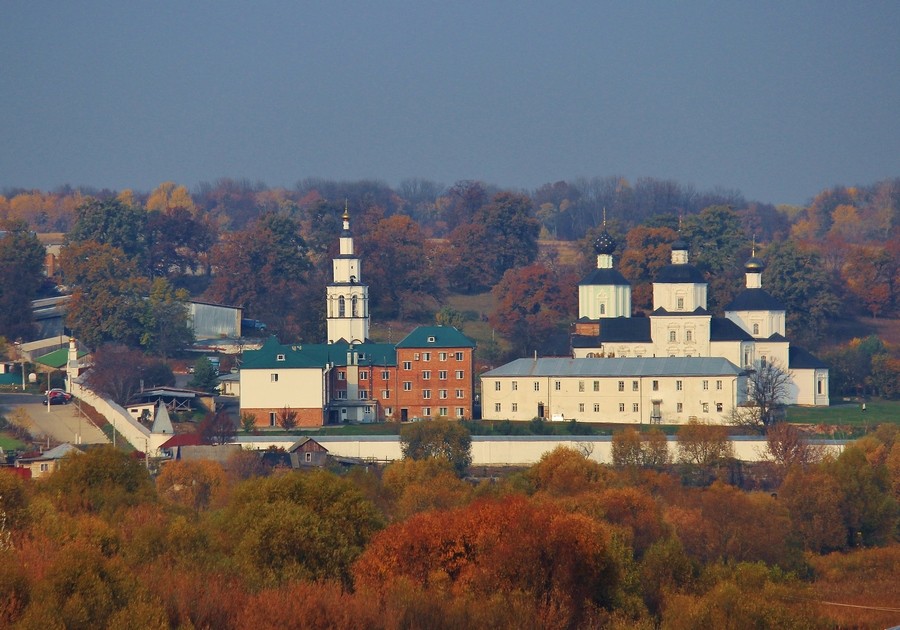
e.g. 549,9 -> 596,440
427,336 -> 436,343
677,297 -> 684,310
276,354 -> 285,361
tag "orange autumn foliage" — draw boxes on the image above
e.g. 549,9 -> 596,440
353,495 -> 625,627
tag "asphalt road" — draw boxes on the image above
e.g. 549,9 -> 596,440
0,392 -> 109,446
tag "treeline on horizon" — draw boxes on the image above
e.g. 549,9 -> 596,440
1,175 -> 899,397
5,174 -> 898,239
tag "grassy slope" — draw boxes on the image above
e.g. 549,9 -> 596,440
0,435 -> 27,450
787,398 -> 900,428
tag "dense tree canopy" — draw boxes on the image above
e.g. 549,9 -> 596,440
0,220 -> 46,340
399,420 -> 472,476
762,240 -> 843,347
358,214 -> 442,320
206,212 -> 314,339
447,192 -> 540,293
489,262 -> 576,356
61,242 -> 150,348
67,198 -> 148,264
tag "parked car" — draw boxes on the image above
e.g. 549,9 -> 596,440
42,389 -> 72,404
47,388 -> 73,402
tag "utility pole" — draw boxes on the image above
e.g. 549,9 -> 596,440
14,340 -> 25,391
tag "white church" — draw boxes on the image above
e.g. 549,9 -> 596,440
480,226 -> 829,424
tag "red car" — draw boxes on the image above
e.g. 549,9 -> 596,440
43,389 -> 73,405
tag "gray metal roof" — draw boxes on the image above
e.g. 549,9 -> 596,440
483,356 -> 743,378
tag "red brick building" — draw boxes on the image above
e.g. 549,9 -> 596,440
394,326 -> 476,421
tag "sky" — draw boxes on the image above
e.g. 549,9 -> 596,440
2,2 -> 899,205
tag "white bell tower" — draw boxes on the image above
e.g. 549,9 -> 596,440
326,205 -> 369,343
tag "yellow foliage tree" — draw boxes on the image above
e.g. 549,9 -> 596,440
146,182 -> 196,214
156,460 -> 227,511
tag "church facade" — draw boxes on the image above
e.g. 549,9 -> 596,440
482,226 -> 828,425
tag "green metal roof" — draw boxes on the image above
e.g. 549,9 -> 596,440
241,337 -> 397,370
395,325 -> 476,349
34,348 -> 88,369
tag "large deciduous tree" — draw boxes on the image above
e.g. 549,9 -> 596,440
146,206 -> 217,279
489,262 -> 576,356
223,471 -> 383,587
358,214 -> 442,320
352,495 -> 625,628
67,197 -> 148,264
140,278 -> 193,358
206,212 -> 314,340
676,419 -> 733,466
843,244 -> 898,318
683,205 -> 748,312
446,192 -> 540,293
0,220 -> 46,340
762,240 -> 842,348
61,242 -> 149,348
86,344 -> 149,405
399,420 -> 472,477
43,444 -> 155,515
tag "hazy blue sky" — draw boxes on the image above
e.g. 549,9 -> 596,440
2,2 -> 898,204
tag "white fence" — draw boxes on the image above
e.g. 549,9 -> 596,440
70,381 -> 170,455
235,435 -> 845,466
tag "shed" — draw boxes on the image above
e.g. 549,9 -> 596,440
288,437 -> 329,467
188,300 -> 242,340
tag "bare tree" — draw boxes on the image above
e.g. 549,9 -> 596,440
85,344 -> 147,405
199,409 -> 236,445
764,422 -> 825,471
276,406 -> 298,430
730,360 -> 793,431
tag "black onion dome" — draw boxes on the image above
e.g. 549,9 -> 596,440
593,230 -> 616,255
744,256 -> 764,272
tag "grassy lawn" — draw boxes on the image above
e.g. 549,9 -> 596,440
0,434 -> 28,451
786,398 -> 900,428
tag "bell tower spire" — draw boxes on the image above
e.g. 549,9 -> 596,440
326,202 -> 370,343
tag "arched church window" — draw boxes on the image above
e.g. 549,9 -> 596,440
669,330 -> 676,342
339,296 -> 345,317
677,297 -> 684,310
686,330 -> 693,342
352,295 -> 358,317
753,323 -> 759,335
599,303 -> 606,315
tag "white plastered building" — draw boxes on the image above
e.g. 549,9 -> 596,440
492,229 -> 828,423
